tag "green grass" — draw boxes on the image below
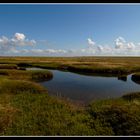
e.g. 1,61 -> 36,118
0,77 -> 93,135
0,69 -> 53,82
0,56 -> 139,135
3,93 -> 92,135
122,92 -> 140,101
29,70 -> 53,82
1,89 -> 139,135
0,78 -> 49,134
87,93 -> 140,135
0,76 -> 139,136
0,79 -> 47,95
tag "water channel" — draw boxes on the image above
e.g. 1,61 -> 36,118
27,68 -> 140,103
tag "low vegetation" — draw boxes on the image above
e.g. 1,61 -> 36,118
1,56 -> 140,75
131,73 -> 140,84
0,80 -> 140,135
122,91 -> 140,101
0,56 -> 139,135
0,69 -> 53,82
0,64 -> 18,69
87,93 -> 140,135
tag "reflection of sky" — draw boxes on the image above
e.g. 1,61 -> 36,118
40,70 -> 140,103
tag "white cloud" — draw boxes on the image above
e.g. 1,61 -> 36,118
115,36 -> 126,49
83,36 -> 140,56
13,33 -> 36,47
21,36 -> 140,56
0,33 -> 36,48
0,33 -> 37,55
19,49 -> 68,56
127,42 -> 135,50
0,33 -> 140,56
97,45 -> 103,51
0,36 -> 9,46
87,38 -> 95,47
14,33 -> 25,41
45,49 -> 67,54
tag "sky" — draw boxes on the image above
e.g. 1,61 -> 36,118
0,4 -> 140,56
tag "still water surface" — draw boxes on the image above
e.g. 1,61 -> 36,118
27,68 -> 140,103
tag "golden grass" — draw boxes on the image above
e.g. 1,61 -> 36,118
0,56 -> 139,75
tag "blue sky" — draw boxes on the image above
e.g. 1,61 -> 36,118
0,4 -> 140,56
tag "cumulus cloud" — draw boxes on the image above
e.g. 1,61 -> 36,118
0,33 -> 140,56
0,33 -> 37,55
127,42 -> 135,50
87,38 -> 95,47
14,33 -> 25,41
0,33 -> 36,49
77,36 -> 140,56
12,33 -> 36,47
60,36 -> 140,56
87,38 -> 105,53
115,36 -> 126,49
0,33 -> 68,56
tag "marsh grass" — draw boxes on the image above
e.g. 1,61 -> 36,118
30,70 -> 53,82
3,93 -> 93,135
131,73 -> 140,85
0,64 -> 18,69
0,57 -> 139,135
0,81 -> 139,136
87,95 -> 140,135
0,77 -> 49,135
0,69 -> 53,82
11,56 -> 140,76
122,92 -> 140,101
0,79 -> 47,95
0,56 -> 140,75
